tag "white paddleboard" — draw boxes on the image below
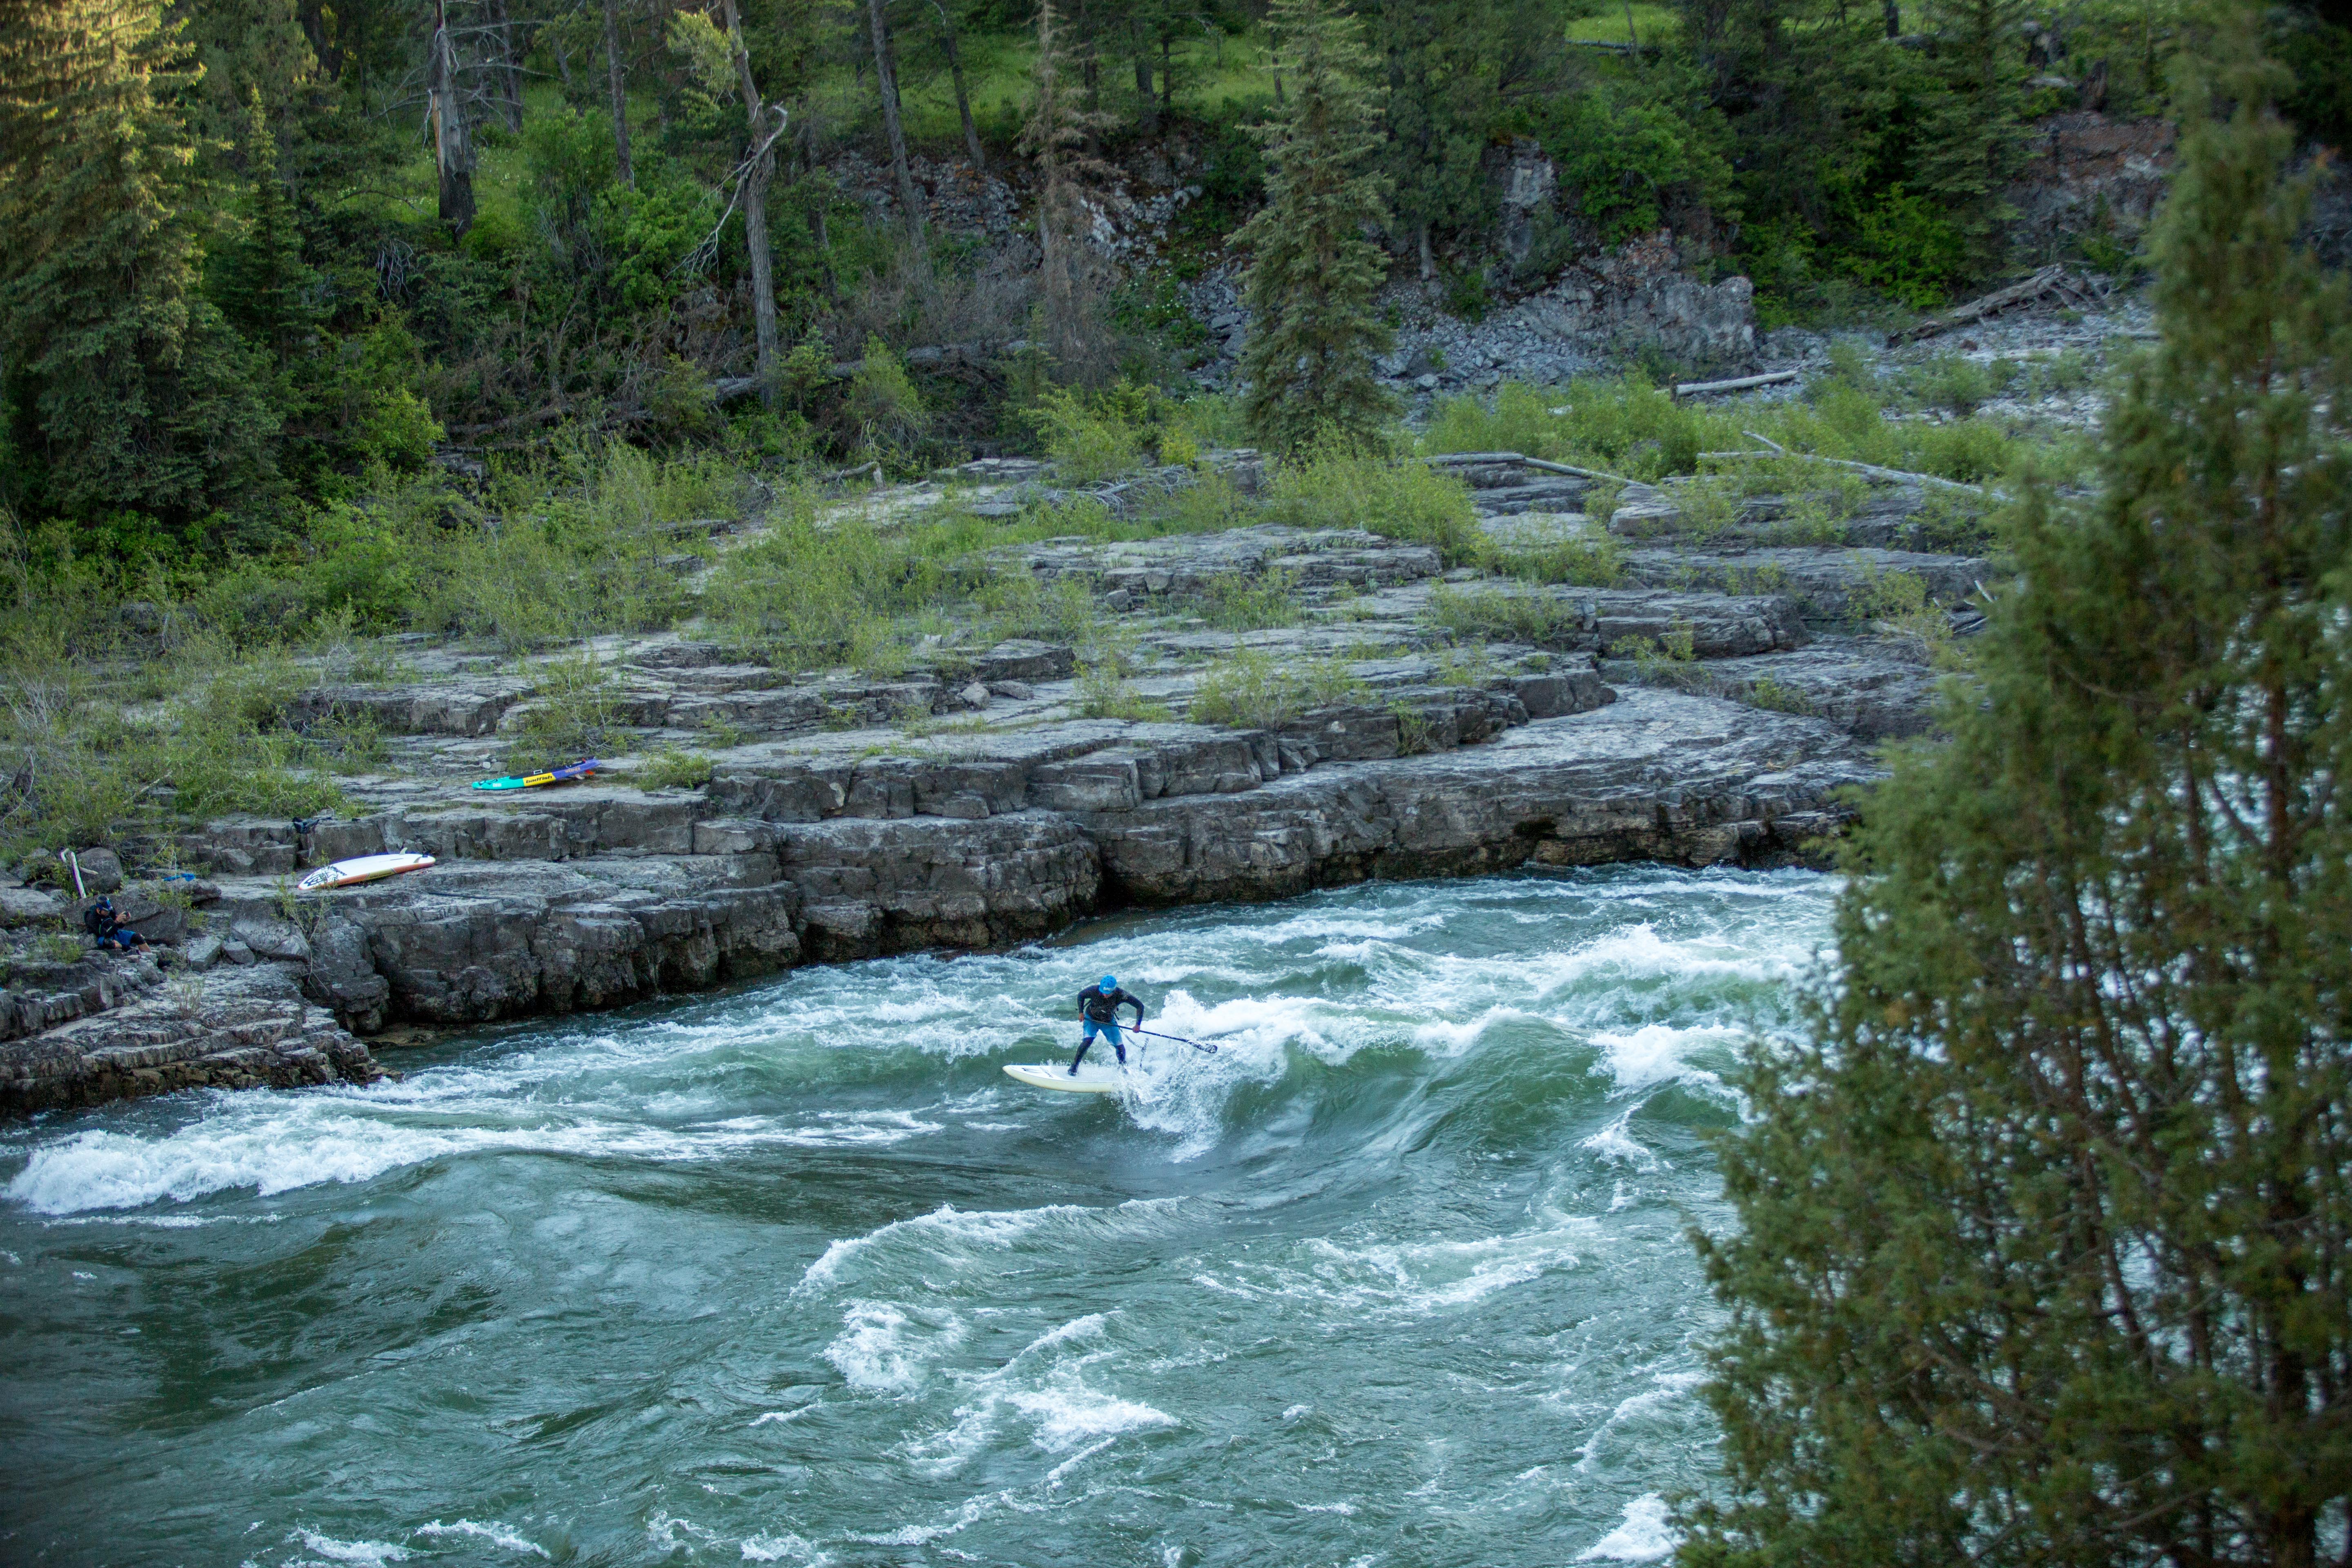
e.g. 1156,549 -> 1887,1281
296,852 -> 437,892
1003,1062 -> 1127,1095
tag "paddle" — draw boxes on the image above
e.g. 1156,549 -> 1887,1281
1126,1027 -> 1218,1055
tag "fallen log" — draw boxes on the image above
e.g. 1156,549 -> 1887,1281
1670,370 -> 1799,399
1420,452 -> 1642,487
1698,447 -> 1988,496
1521,457 -> 1637,486
1887,265 -> 2076,346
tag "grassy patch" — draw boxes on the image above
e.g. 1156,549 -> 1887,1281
1481,530 -> 1626,587
636,748 -> 716,791
1743,676 -> 1817,715
0,630 -> 345,858
1189,647 -> 1369,729
1425,371 -> 2086,494
1426,584 -> 1583,645
1262,446 -> 1481,562
502,655 -> 628,770
1201,568 -> 1305,631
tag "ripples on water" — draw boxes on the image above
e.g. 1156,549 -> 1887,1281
0,867 -> 1835,1567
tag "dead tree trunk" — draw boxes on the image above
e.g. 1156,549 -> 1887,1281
930,0 -> 985,174
603,0 -> 634,187
715,0 -> 781,405
428,0 -> 475,234
490,0 -> 523,129
868,0 -> 926,253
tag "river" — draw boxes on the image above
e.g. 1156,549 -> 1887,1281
0,866 -> 1835,1567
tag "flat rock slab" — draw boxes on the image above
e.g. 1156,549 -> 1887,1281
1657,636 -> 1944,741
1015,527 -> 1443,598
1615,543 -> 1996,624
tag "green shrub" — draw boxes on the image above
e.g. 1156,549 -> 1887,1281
1485,532 -> 1626,587
1071,621 -> 1164,721
1839,185 -> 1970,310
0,643 -> 345,858
1744,676 -> 1817,715
313,709 -> 390,774
1032,385 -> 1144,482
1390,700 -> 1436,755
844,338 -> 931,471
1263,446 -> 1479,562
1201,568 -> 1303,630
1433,644 -> 1495,686
976,570 -> 1095,646
1189,646 -> 1368,729
1425,377 -> 1702,481
1166,393 -> 1246,452
636,748 -> 715,791
34,933 -> 85,964
1425,584 -> 1581,644
503,655 -> 628,769
1610,626 -> 1703,687
705,495 -> 964,668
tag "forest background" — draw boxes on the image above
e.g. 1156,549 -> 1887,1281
0,0 -> 2346,604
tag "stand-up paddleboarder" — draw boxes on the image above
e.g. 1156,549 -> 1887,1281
1072,974 -> 1145,1075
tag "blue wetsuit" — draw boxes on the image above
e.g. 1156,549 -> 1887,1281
1072,983 -> 1143,1072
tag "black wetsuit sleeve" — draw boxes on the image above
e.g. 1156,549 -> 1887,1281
1118,989 -> 1143,1023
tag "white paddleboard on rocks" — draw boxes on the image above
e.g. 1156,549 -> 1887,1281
1003,1062 -> 1127,1095
296,852 -> 437,893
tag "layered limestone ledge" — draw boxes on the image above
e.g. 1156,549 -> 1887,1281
129,688 -> 1869,1051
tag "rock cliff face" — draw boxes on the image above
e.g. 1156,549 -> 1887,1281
142,683 -> 1860,1041
0,951 -> 383,1113
6,452 -> 1987,1114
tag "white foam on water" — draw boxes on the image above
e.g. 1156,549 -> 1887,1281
844,1488 -> 1047,1548
290,1530 -> 410,1565
823,1300 -> 967,1395
796,1204 -> 1078,1294
901,1313 -> 1173,1476
1005,1370 -> 1178,1451
6,1099 -> 950,1216
1574,1371 -> 1708,1472
412,1521 -> 548,1558
739,1532 -> 829,1564
1579,1109 -> 1665,1171
646,1511 -> 719,1547
1044,1434 -> 1118,1484
1545,923 -> 1806,990
752,1407 -> 815,1426
1577,1494 -> 1682,1561
1195,1215 -> 1594,1318
1587,1023 -> 1742,1092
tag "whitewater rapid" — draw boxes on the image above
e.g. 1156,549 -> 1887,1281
0,866 -> 1835,1566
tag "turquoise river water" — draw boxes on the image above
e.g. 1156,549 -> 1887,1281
0,866 -> 1836,1568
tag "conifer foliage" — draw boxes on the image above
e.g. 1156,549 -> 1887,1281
1017,0 -> 1115,381
0,0 -> 279,528
1236,0 -> 1394,452
1682,19 -> 2352,1568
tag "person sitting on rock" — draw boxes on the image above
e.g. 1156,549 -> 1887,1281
81,896 -> 149,955
1072,973 -> 1145,1075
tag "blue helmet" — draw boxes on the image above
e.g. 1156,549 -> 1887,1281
1100,973 -> 1118,990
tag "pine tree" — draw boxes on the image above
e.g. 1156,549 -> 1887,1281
1909,0 -> 2033,274
213,90 -> 317,364
1681,17 -> 2352,1568
1236,0 -> 1394,452
1018,0 -> 1113,379
0,0 -> 281,530
1368,0 -> 1493,280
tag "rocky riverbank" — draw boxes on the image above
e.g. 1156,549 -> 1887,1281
2,441 -> 1996,1114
